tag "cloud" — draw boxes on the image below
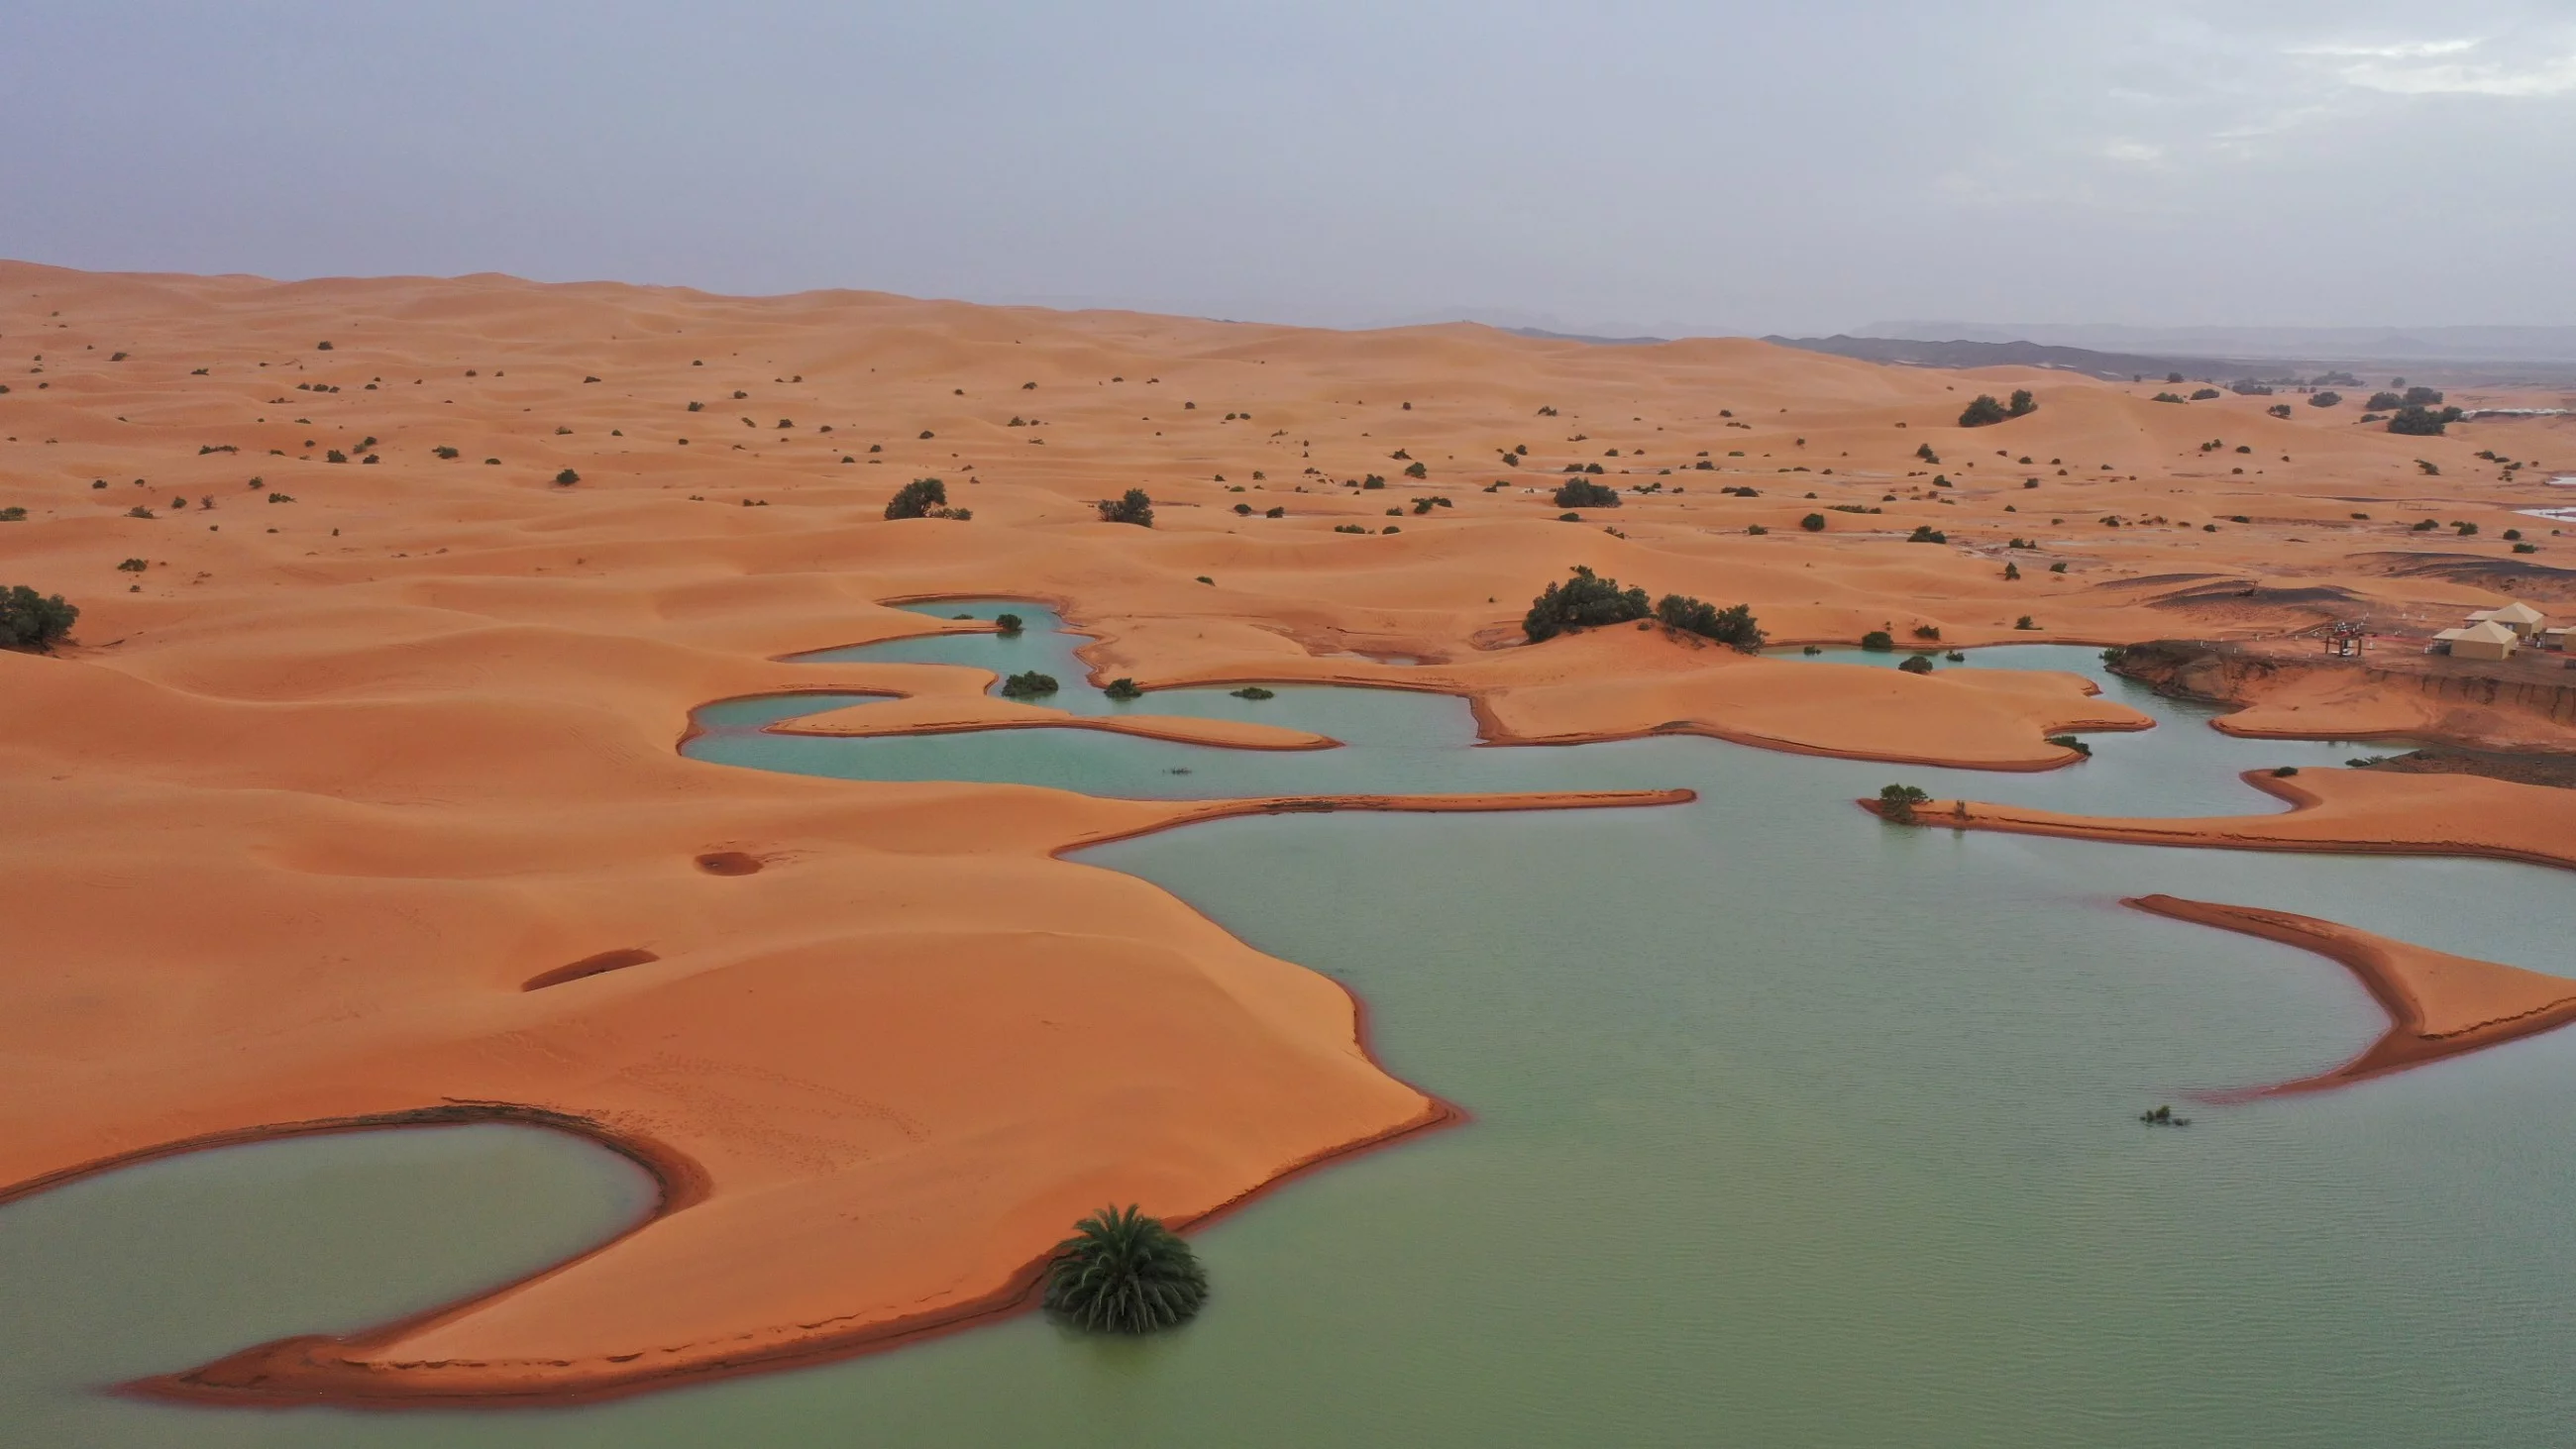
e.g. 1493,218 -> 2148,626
2289,34 -> 2576,97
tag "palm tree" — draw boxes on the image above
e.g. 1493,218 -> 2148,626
1044,1204 -> 1208,1334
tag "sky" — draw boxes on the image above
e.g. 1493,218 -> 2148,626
3,0 -> 2572,335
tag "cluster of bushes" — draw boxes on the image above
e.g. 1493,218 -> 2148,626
1098,489 -> 1154,526
1522,566 -> 1650,641
1876,783 -> 1931,822
1655,594 -> 1765,651
886,477 -> 972,520
1,584 -> 77,652
1553,478 -> 1620,509
2308,391 -> 2342,408
1104,677 -> 1143,701
1000,671 -> 1060,699
2388,404 -> 2465,437
1958,390 -> 2037,428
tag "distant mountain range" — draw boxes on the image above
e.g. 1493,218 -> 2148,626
1863,322 -> 2576,364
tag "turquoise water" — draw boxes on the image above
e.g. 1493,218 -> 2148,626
9,604 -> 2575,1446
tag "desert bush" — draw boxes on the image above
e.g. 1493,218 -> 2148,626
554,468 -> 581,486
1877,783 -> 1931,822
2048,734 -> 2093,757
1265,506 -> 1285,518
1553,478 -> 1620,509
2404,386 -> 2445,407
2190,388 -> 2221,401
2152,392 -> 2186,404
1958,394 -> 2008,427
993,612 -> 1024,636
2014,615 -> 2038,630
1000,671 -> 1060,699
1655,594 -> 1765,651
886,477 -> 948,519
2008,389 -> 2036,417
1861,630 -> 1894,652
2267,404 -> 2293,419
2387,405 -> 2461,436
1915,443 -> 1940,464
1907,525 -> 1948,544
1896,654 -> 1934,674
1044,1204 -> 1206,1335
1098,489 -> 1155,526
0,507 -> 24,522
1231,685 -> 1275,700
2308,391 -> 2341,408
1800,513 -> 1826,532
1104,677 -> 1142,701
1912,625 -> 1941,641
0,584 -> 78,651
1403,461 -> 1428,479
2366,390 -> 2404,411
1524,566 -> 1651,642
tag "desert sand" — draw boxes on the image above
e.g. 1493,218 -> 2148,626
2126,895 -> 2576,1092
4,259 -> 2574,1400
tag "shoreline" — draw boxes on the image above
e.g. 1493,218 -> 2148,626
2124,895 -> 2576,1095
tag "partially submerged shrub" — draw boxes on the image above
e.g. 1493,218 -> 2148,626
1044,1204 -> 1207,1335
1896,654 -> 1934,674
1098,488 -> 1154,527
2048,734 -> 2093,757
1000,671 -> 1060,699
1524,566 -> 1650,642
1877,783 -> 1932,822
992,612 -> 1024,637
0,584 -> 78,652
1104,677 -> 1143,701
1231,685 -> 1275,700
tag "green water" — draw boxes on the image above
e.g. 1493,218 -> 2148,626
9,605 -> 2575,1446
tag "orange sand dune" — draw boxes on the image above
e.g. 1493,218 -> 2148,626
2126,895 -> 2576,1092
3,259 -> 2572,1401
1887,769 -> 2576,872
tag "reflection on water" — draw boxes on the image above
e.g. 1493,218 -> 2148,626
12,603 -> 2576,1448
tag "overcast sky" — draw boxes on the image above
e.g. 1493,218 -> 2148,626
4,1 -> 2571,335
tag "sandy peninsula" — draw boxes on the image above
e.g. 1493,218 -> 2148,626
3,259 -> 2573,1400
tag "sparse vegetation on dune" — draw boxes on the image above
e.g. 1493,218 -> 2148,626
1524,567 -> 1650,642
1,584 -> 78,652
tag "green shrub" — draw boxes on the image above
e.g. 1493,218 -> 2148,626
1043,1204 -> 1207,1335
2387,405 -> 2461,437
886,477 -> 948,519
0,507 -> 24,522
1896,654 -> 1934,674
1877,783 -> 1931,822
2007,389 -> 2036,417
554,468 -> 581,486
1524,566 -> 1651,642
1800,512 -> 1826,532
1907,525 -> 1947,544
1403,461 -> 1428,479
2014,615 -> 2038,630
1098,488 -> 1154,526
1232,685 -> 1275,700
1861,630 -> 1894,652
1655,594 -> 1765,651
2190,387 -> 2221,401
1553,478 -> 1620,509
1958,394 -> 2008,427
1104,677 -> 1143,701
993,612 -> 1024,637
2048,734 -> 2093,757
0,584 -> 78,651
999,671 -> 1060,699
